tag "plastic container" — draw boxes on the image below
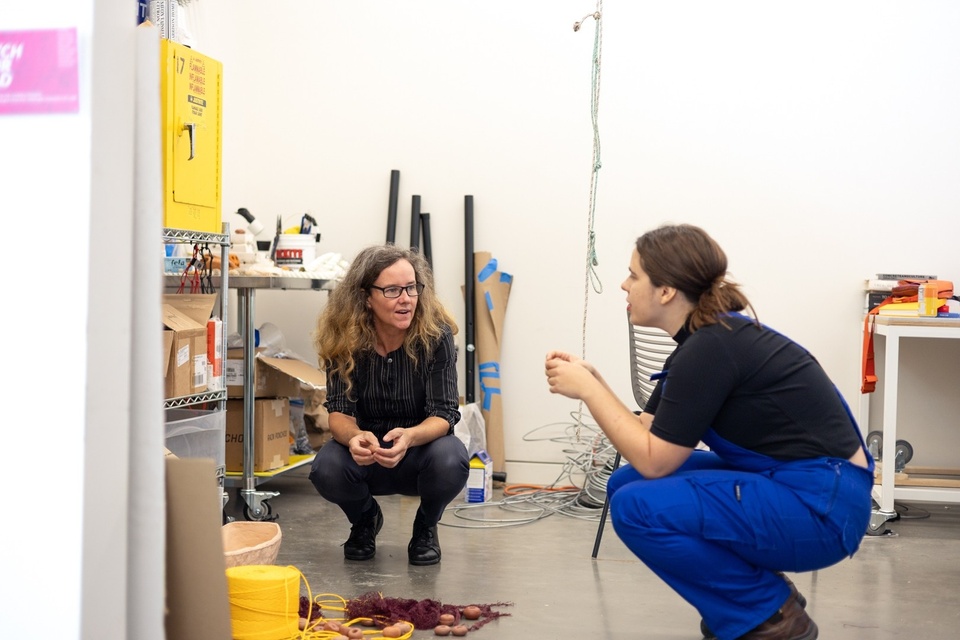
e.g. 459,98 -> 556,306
165,407 -> 226,470
274,234 -> 318,267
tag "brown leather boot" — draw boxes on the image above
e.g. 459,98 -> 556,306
701,573 -> 807,640
737,590 -> 817,640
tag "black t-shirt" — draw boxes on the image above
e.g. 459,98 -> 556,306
645,315 -> 862,461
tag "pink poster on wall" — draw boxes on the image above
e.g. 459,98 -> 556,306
0,28 -> 79,115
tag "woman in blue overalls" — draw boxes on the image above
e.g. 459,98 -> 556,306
545,224 -> 874,640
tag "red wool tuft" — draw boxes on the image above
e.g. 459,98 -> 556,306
339,592 -> 513,632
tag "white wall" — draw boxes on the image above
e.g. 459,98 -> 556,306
2,2 -> 152,639
198,1 -> 960,482
1,2 -> 92,638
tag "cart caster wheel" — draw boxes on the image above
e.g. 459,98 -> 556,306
866,431 -> 883,459
866,511 -> 892,536
243,501 -> 277,522
894,439 -> 914,472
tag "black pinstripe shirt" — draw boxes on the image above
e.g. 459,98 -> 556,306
324,326 -> 460,439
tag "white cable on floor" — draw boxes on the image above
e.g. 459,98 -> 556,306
443,414 -> 619,529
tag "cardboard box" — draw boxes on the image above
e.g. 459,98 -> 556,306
223,350 -> 306,399
163,304 -> 206,398
165,456 -> 232,640
162,294 -> 217,399
466,450 -> 493,503
225,398 -> 290,472
163,331 -> 174,380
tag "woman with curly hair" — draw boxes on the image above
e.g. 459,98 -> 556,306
545,224 -> 873,640
308,244 -> 468,566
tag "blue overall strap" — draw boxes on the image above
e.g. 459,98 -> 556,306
700,429 -> 782,473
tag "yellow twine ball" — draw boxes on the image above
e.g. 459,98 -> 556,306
226,564 -> 301,640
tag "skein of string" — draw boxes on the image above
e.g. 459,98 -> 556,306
226,565 -> 302,640
573,2 -> 605,442
226,569 -> 414,640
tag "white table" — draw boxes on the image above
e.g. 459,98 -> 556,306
860,315 -> 960,534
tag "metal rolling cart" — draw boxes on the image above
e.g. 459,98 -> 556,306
225,275 -> 336,521
860,315 -> 960,536
162,223 -> 231,511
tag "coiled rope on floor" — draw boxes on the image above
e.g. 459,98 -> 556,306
444,414 -> 619,528
226,565 -> 302,639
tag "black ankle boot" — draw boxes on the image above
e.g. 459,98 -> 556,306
700,573 -> 808,639
408,516 -> 441,566
343,501 -> 383,561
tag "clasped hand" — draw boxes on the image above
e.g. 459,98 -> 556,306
348,428 -> 409,468
545,350 -> 598,399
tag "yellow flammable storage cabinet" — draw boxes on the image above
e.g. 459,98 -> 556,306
161,39 -> 223,234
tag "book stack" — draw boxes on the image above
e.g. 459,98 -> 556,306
877,301 -> 921,317
863,272 -> 939,315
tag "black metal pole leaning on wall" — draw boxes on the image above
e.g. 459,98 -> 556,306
410,195 -> 421,251
386,170 -> 400,243
420,213 -> 432,267
464,195 -> 475,403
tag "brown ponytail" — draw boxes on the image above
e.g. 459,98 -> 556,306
636,224 -> 757,331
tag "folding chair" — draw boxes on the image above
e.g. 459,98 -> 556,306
591,314 -> 676,558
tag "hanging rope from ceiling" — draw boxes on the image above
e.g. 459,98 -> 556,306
572,2 -> 604,441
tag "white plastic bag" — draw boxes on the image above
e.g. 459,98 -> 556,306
453,403 -> 486,457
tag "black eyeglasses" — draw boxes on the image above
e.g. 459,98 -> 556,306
369,283 -> 425,299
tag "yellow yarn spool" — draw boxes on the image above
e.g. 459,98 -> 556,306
226,564 -> 301,640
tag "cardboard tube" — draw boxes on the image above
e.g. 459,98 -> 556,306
474,251 -> 511,474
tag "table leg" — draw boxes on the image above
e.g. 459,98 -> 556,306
879,332 -> 900,518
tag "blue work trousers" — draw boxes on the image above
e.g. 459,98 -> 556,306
607,447 -> 873,640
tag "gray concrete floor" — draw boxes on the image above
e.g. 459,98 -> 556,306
226,468 -> 960,639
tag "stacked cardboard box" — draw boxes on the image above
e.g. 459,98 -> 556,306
223,353 -> 327,473
162,294 -> 218,399
225,398 -> 290,473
